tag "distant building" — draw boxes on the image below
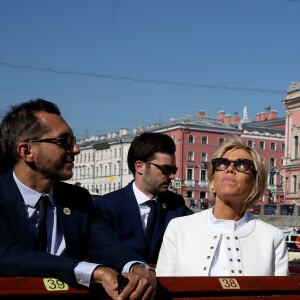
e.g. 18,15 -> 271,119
68,105 -> 286,206
68,128 -> 142,195
282,81 -> 300,204
151,108 -> 285,204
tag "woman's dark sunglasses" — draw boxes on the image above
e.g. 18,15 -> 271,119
147,162 -> 178,176
212,158 -> 256,174
27,136 -> 76,151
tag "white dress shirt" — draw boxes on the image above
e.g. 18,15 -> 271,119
132,181 -> 158,233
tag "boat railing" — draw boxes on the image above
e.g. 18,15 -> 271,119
1,275 -> 300,299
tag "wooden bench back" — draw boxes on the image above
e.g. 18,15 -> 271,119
0,276 -> 299,299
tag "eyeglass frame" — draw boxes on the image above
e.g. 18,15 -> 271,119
26,136 -> 76,151
147,161 -> 178,176
211,157 -> 256,175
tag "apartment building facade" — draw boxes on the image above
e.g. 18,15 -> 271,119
153,109 -> 285,205
68,106 -> 286,206
69,129 -> 138,195
282,81 -> 300,204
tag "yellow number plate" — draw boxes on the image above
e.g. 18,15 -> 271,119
43,278 -> 69,291
219,278 -> 240,289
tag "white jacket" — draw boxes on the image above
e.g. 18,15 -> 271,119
156,208 -> 289,276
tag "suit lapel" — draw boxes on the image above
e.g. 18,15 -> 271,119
0,172 -> 35,248
124,184 -> 146,240
53,184 -> 80,257
149,196 -> 167,252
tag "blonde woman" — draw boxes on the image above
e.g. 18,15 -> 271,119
156,138 -> 288,276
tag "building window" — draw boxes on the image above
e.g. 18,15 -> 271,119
188,135 -> 195,143
247,140 -> 253,147
201,152 -> 207,162
259,141 -> 265,150
270,158 -> 275,168
219,137 -> 225,145
292,175 -> 297,194
172,135 -> 176,142
269,171 -> 275,186
200,169 -> 207,181
271,142 -> 276,151
187,168 -> 193,180
187,151 -> 194,161
282,143 -> 285,152
294,136 -> 299,159
202,136 -> 208,144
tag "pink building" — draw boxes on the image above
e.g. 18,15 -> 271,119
154,107 -> 285,204
282,82 -> 300,204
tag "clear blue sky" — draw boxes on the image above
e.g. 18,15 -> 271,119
0,0 -> 299,139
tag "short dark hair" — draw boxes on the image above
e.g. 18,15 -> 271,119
0,98 -> 61,173
127,132 -> 176,174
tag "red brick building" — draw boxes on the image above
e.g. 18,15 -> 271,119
154,107 -> 285,205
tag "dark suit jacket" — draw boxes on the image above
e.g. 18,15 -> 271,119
94,182 -> 193,264
0,171 -> 144,285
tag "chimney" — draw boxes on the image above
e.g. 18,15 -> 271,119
223,114 -> 231,124
197,110 -> 205,117
231,112 -> 240,123
217,110 -> 225,121
267,110 -> 278,120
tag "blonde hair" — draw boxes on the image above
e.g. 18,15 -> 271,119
208,137 -> 267,208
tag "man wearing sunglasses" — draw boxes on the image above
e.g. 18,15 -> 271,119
156,138 -> 288,276
94,132 -> 193,264
0,99 -> 156,300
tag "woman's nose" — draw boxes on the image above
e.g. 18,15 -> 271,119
226,161 -> 236,172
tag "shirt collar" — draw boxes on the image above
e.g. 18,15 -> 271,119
208,207 -> 249,232
132,181 -> 158,205
13,172 -> 54,207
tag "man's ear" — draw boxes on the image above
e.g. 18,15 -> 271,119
17,142 -> 34,162
135,160 -> 145,175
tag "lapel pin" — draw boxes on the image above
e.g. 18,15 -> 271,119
162,203 -> 167,209
63,207 -> 71,215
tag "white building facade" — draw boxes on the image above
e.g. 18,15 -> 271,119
68,129 -> 142,196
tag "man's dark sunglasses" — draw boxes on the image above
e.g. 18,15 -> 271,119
147,162 -> 178,176
27,136 -> 76,151
212,158 -> 256,174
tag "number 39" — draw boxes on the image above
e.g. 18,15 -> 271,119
43,278 -> 69,291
